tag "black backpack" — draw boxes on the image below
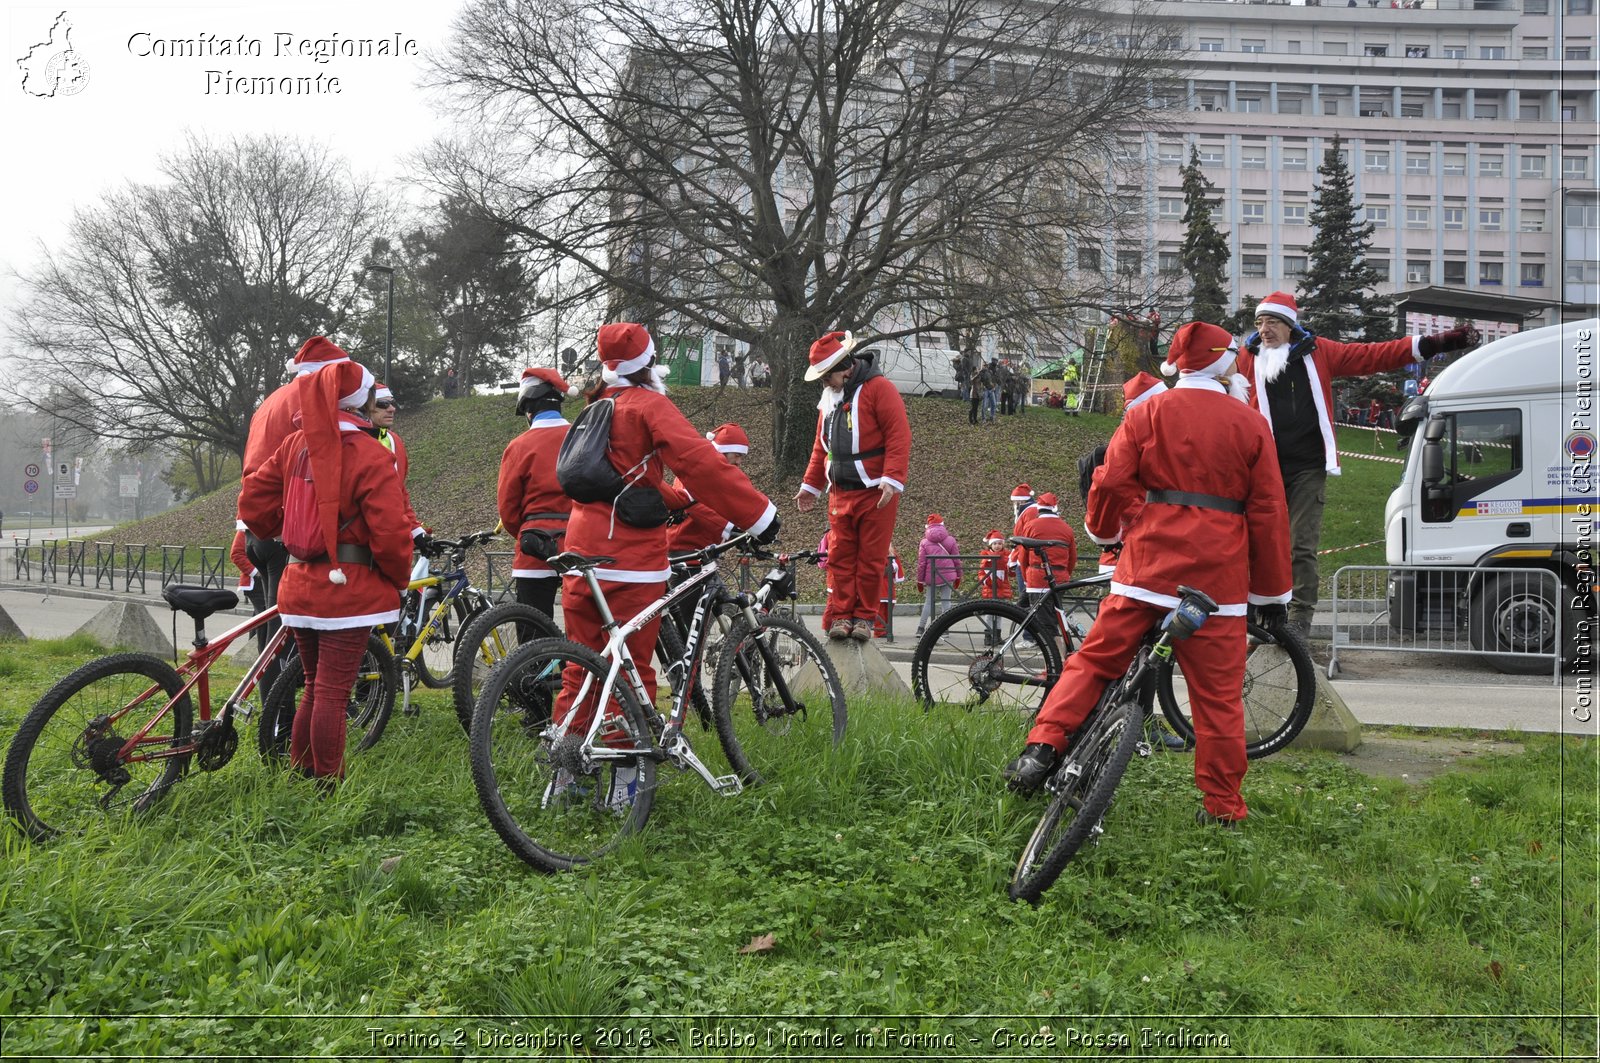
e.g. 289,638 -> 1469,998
556,398 -> 626,504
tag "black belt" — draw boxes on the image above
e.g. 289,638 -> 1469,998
522,511 -> 570,523
1145,490 -> 1245,515
834,447 -> 885,462
287,544 -> 375,565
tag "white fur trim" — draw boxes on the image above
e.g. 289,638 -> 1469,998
576,565 -> 671,583
604,337 -> 655,376
287,353 -> 350,375
744,499 -> 778,536
1109,582 -> 1247,616
1173,376 -> 1225,393
511,567 -> 561,579
1248,590 -> 1293,605
1124,385 -> 1161,411
338,366 -> 376,409
235,519 -> 249,531
880,477 -> 905,493
1410,336 -> 1424,360
1255,296 -> 1298,325
1084,521 -> 1122,547
279,608 -> 401,629
799,482 -> 823,497
714,443 -> 749,454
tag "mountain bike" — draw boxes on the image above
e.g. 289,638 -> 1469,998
468,535 -> 846,872
3,584 -> 393,842
1009,586 -> 1220,904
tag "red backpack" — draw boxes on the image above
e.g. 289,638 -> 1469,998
280,447 -> 325,560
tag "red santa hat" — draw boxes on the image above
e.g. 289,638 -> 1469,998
706,422 -> 750,454
1122,371 -> 1165,412
597,323 -> 656,382
286,336 -> 352,376
984,528 -> 1005,544
1254,291 -> 1299,326
1010,483 -> 1034,503
518,366 -> 578,408
1036,492 -> 1059,512
1160,321 -> 1238,378
926,513 -> 944,525
297,360 -> 375,584
374,381 -> 393,403
805,330 -> 858,382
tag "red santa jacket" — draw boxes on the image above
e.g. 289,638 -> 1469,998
1007,501 -> 1039,573
229,530 -> 255,592
1237,334 -> 1420,475
666,494 -> 734,558
238,421 -> 414,629
1086,377 -> 1291,615
378,428 -> 425,540
237,381 -> 301,529
978,547 -> 1013,600
497,412 -> 573,578
566,384 -> 776,583
1012,508 -> 1078,593
1090,460 -> 1147,573
799,357 -> 912,497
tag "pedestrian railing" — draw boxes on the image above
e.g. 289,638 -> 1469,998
1328,564 -> 1565,684
4,539 -> 225,595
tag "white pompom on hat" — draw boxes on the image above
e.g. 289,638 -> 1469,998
1254,291 -> 1299,326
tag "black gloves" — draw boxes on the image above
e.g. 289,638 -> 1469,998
1256,603 -> 1290,632
415,532 -> 435,554
1418,325 -> 1480,359
1288,327 -> 1318,361
752,512 -> 782,545
1077,444 -> 1107,504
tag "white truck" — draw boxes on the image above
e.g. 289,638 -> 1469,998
1386,318 -> 1595,673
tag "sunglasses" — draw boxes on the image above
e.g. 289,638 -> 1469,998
374,400 -> 397,410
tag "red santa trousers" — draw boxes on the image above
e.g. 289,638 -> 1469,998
554,576 -> 665,736
288,625 -> 372,780
823,489 -> 900,628
1025,593 -> 1249,821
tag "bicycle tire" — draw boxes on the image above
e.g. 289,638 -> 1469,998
257,634 -> 397,761
711,614 -> 847,786
3,653 -> 192,842
415,592 -> 487,690
1009,695 -> 1141,903
469,637 -> 658,872
452,602 -> 562,733
911,599 -> 1064,715
1156,620 -> 1315,759
654,614 -> 713,730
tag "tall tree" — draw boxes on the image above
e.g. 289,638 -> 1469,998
1179,146 -> 1231,325
4,134 -> 388,491
1299,134 -> 1395,342
426,0 -> 1177,475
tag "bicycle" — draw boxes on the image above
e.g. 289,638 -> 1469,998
468,535 -> 846,872
1008,586 -> 1219,903
914,538 -> 1316,759
3,584 -> 395,842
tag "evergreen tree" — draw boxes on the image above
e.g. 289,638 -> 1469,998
1299,134 -> 1395,342
1179,146 -> 1232,325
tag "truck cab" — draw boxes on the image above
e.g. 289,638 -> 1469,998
1384,319 -> 1595,673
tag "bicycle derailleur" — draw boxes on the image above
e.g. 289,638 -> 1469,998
71,717 -> 133,788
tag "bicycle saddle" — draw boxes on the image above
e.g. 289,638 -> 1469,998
1010,536 -> 1072,551
545,551 -> 618,574
162,584 -> 240,621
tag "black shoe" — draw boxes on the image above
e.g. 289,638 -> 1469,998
1196,808 -> 1240,830
1003,743 -> 1059,794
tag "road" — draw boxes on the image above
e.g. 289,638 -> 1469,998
0,583 -> 1592,737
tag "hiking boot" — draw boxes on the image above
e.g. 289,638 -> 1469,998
827,619 -> 853,641
605,763 -> 640,816
849,619 -> 873,642
1196,808 -> 1240,830
1002,742 -> 1059,794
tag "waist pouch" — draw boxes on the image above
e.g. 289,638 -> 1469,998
613,485 -> 671,529
520,528 -> 562,560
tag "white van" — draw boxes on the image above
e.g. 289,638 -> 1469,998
867,341 -> 960,397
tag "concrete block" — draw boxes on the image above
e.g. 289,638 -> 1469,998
0,603 -> 25,642
1288,670 -> 1364,753
73,601 -> 173,656
822,638 -> 912,700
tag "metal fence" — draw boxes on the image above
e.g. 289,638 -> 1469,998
1328,564 -> 1566,683
5,538 -> 222,595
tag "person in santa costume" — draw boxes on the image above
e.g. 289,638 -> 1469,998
371,382 -> 428,546
794,330 -> 912,642
497,367 -> 581,622
664,421 -> 751,633
1005,483 -> 1038,595
229,529 -> 263,614
1004,322 -> 1292,827
1011,492 -> 1078,604
1236,291 -> 1478,636
554,324 -> 778,810
1081,372 -> 1166,575
238,336 -> 356,700
239,360 -> 414,785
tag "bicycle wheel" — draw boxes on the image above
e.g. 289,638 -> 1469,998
1156,621 -> 1315,759
911,599 -> 1063,715
712,614 -> 847,785
654,613 -> 713,730
469,638 -> 658,872
1009,696 -> 1141,903
415,591 -> 489,689
452,602 -> 563,733
3,653 -> 193,842
258,634 -> 397,760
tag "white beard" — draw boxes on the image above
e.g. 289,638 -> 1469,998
1257,343 -> 1292,383
1225,373 -> 1252,403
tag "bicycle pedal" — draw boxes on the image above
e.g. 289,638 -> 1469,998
709,773 -> 745,795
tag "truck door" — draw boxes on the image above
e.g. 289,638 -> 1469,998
1418,407 -> 1524,526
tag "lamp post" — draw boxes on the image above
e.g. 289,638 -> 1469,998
365,264 -> 395,383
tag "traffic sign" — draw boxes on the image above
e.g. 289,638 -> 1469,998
119,475 -> 141,498
54,483 -> 76,499
24,463 -> 39,478
24,479 -> 39,494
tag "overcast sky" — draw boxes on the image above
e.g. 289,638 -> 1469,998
2,1 -> 465,313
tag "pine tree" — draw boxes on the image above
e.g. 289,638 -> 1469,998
1179,147 -> 1232,325
1299,134 -> 1395,342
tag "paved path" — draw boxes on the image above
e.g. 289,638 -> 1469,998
0,584 -> 1592,737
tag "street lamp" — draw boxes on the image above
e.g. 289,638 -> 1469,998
364,264 -> 395,383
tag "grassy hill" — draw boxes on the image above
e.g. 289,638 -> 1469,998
88,389 -> 1402,588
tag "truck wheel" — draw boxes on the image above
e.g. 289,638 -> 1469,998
1468,571 -> 1577,675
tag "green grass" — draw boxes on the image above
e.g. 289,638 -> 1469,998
0,636 -> 1594,1058
1321,423 -> 1410,585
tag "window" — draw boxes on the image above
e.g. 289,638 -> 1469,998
1520,101 -> 1543,120
1480,154 -> 1504,177
1479,208 -> 1504,230
1241,255 -> 1267,278
1480,261 -> 1505,285
1239,97 -> 1263,113
1157,142 -> 1183,164
1284,255 -> 1307,278
1474,102 -> 1500,119
1198,145 -> 1224,165
1116,249 -> 1141,275
1567,46 -> 1593,60
1523,47 -> 1548,60
1372,259 -> 1391,282
1563,156 -> 1590,179
1480,46 -> 1507,60
1443,207 -> 1466,230
1566,259 -> 1600,284
1401,104 -> 1425,118
1520,155 -> 1547,178
1442,46 -> 1466,59
1159,35 -> 1181,51
1158,197 -> 1183,220
1569,0 -> 1594,15
1365,150 -> 1391,174
1158,251 -> 1182,274
1323,42 -> 1349,56
1443,261 -> 1467,285
1405,45 -> 1430,59
1078,247 -> 1101,271
1521,263 -> 1546,287
1323,99 -> 1342,116
1420,408 -> 1523,525
1241,39 -> 1265,54
1280,97 -> 1304,115
1241,146 -> 1267,169
1283,147 -> 1309,171
1406,260 -> 1432,284
1283,203 -> 1308,225
1405,153 -> 1432,176
1406,207 -> 1431,228
1364,45 -> 1389,58
1114,35 -> 1132,51
1285,40 -> 1302,54
1524,0 -> 1549,11
1367,205 -> 1391,228
1199,38 -> 1223,52
1443,152 -> 1467,176
1241,202 -> 1266,224
1520,208 -> 1547,232
1565,202 -> 1600,228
